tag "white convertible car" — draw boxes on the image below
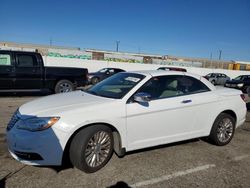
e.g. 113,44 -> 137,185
7,70 -> 246,173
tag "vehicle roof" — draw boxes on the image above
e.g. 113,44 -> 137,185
128,70 -> 186,77
126,70 -> 215,91
0,50 -> 39,54
207,73 -> 226,75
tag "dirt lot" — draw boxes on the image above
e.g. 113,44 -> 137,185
0,96 -> 250,188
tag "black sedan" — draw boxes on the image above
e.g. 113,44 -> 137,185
224,75 -> 250,94
87,68 -> 125,85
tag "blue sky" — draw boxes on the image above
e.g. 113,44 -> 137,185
1,0 -> 250,61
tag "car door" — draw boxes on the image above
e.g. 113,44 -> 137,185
0,51 -> 15,89
221,74 -> 228,85
14,52 -> 43,89
126,75 -> 213,151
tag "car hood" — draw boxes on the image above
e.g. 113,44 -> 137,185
19,91 -> 114,116
226,79 -> 243,84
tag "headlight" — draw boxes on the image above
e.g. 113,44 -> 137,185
237,83 -> 244,88
17,117 -> 60,131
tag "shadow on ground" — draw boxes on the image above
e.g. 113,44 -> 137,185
246,102 -> 250,111
107,181 -> 131,188
0,176 -> 6,188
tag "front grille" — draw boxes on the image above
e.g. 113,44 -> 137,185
7,110 -> 20,131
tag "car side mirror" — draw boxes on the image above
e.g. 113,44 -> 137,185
134,92 -> 151,103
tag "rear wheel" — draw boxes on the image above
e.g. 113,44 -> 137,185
69,125 -> 114,173
55,80 -> 74,93
209,113 -> 235,146
91,77 -> 100,85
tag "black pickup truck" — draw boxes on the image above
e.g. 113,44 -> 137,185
0,50 -> 88,93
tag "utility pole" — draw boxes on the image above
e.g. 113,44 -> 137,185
116,41 -> 120,52
219,50 -> 222,60
210,52 -> 213,68
49,38 -> 53,46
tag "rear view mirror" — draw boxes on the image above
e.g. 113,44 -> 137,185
134,92 -> 151,103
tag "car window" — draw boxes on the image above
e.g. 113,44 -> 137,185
177,76 -> 210,94
86,73 -> 145,99
109,69 -> 115,73
136,75 -> 210,100
0,53 -> 11,66
115,69 -> 123,73
99,68 -> 108,73
17,54 -> 38,67
234,76 -> 243,80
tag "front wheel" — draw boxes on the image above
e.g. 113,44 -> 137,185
211,80 -> 216,85
91,77 -> 100,85
54,80 -> 74,93
209,113 -> 235,146
69,125 -> 114,173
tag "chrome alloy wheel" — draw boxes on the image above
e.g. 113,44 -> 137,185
59,83 -> 73,93
85,131 -> 111,168
217,118 -> 233,143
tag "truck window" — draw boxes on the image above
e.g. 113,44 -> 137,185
0,54 -> 11,66
17,54 -> 38,67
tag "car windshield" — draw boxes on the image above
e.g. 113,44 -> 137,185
98,68 -> 108,73
86,73 -> 145,99
234,76 -> 243,80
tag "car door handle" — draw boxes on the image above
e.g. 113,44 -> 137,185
182,100 -> 192,104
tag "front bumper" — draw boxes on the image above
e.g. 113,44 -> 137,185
224,84 -> 244,92
6,123 -> 66,166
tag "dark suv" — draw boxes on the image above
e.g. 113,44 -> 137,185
87,68 -> 125,85
225,75 -> 250,94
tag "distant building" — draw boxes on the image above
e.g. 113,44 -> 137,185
1,41 -> 249,70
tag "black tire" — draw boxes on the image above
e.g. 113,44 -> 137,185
54,80 -> 74,93
69,125 -> 114,173
243,86 -> 250,95
91,77 -> 100,85
209,113 -> 236,146
211,80 -> 216,85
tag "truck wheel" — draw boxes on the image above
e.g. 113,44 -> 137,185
55,80 -> 74,93
69,125 -> 114,173
208,113 -> 235,146
91,77 -> 100,85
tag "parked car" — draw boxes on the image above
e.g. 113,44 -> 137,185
224,75 -> 250,94
87,68 -> 125,85
0,50 -> 88,93
204,73 -> 230,85
157,67 -> 187,72
7,70 -> 246,173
